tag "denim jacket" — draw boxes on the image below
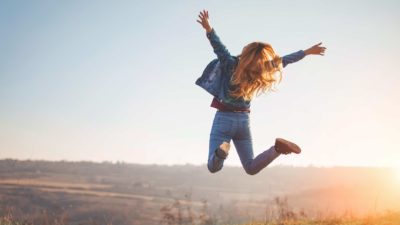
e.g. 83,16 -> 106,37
196,29 -> 306,109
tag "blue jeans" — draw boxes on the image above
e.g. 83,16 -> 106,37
208,111 -> 280,175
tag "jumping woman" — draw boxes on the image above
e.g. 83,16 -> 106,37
196,10 -> 326,175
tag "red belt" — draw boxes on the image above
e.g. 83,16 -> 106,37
218,109 -> 250,113
211,97 -> 250,113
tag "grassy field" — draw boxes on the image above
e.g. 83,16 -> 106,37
1,160 -> 399,225
241,211 -> 400,225
1,211 -> 400,225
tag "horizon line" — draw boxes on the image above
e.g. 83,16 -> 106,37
0,158 -> 397,169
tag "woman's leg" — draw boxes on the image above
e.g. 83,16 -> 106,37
233,114 -> 280,175
208,112 -> 233,173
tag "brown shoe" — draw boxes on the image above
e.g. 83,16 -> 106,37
275,138 -> 301,154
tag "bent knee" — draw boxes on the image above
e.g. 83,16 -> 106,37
207,164 -> 221,174
244,167 -> 259,175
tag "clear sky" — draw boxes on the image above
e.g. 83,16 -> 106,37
0,0 -> 399,167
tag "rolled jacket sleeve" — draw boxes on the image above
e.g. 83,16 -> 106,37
206,29 -> 232,64
282,50 -> 306,68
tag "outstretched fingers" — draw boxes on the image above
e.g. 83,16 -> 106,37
197,14 -> 203,24
198,10 -> 209,19
305,42 -> 327,56
315,42 -> 326,55
319,43 -> 327,55
196,9 -> 212,32
197,11 -> 206,23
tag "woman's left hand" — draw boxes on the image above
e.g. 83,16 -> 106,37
197,10 -> 213,33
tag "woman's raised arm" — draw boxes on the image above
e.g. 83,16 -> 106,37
197,10 -> 232,63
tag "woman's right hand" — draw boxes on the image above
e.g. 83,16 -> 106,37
197,10 -> 213,33
304,42 -> 326,56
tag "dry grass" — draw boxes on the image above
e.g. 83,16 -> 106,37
1,160 -> 399,225
1,211 -> 400,225
241,210 -> 400,225
0,179 -> 111,190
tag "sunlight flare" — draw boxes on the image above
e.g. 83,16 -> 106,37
397,167 -> 400,181
393,167 -> 400,184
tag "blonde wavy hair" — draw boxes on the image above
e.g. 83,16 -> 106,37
230,42 -> 283,101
